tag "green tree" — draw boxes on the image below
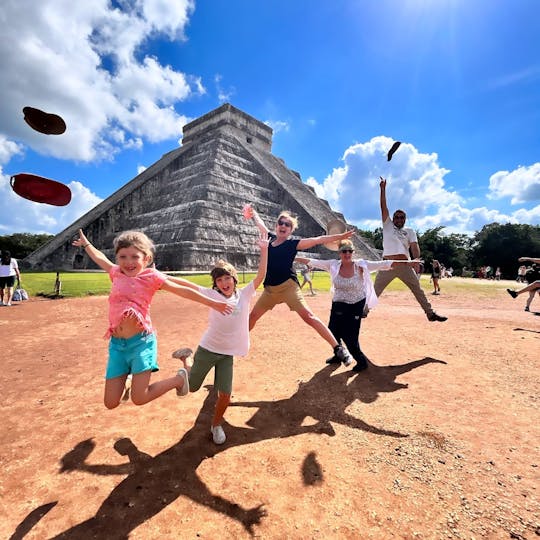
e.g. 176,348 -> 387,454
357,227 -> 383,250
471,223 -> 540,279
417,227 -> 472,275
0,233 -> 54,259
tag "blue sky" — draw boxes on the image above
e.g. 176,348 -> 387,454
1,0 -> 539,237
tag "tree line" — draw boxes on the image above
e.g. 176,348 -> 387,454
1,223 -> 539,279
358,223 -> 539,280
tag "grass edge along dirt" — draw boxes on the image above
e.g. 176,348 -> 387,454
20,271 -> 515,299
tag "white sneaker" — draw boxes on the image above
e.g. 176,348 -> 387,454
334,345 -> 353,367
210,424 -> 226,445
176,368 -> 190,397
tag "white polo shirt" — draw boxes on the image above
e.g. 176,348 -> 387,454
382,217 -> 417,257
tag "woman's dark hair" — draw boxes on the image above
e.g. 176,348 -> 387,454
1,250 -> 11,265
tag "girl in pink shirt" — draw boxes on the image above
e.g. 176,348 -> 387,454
72,229 -> 232,410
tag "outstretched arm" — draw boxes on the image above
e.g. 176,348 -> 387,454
252,231 -> 269,290
243,203 -> 269,236
297,229 -> 354,250
72,229 -> 114,272
379,177 -> 389,222
166,275 -> 199,291
518,256 -> 540,263
161,280 -> 233,314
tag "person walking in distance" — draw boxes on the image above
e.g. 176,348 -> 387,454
368,177 -> 447,322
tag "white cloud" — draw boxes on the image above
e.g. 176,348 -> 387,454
488,163 -> 540,204
214,74 -> 235,104
309,136 -> 458,224
264,120 -> 290,135
307,136 -> 539,236
0,135 -> 24,166
0,170 -> 102,235
0,0 -> 201,163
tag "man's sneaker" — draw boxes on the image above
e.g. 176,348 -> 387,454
524,306 -> 530,312
507,289 -> 518,299
211,424 -> 226,445
334,345 -> 352,366
325,355 -> 341,365
427,312 -> 447,322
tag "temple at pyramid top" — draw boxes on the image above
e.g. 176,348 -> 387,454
23,103 -> 379,271
183,103 -> 273,152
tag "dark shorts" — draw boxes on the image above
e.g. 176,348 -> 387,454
0,276 -> 16,288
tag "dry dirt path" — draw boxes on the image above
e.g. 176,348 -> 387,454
1,281 -> 538,539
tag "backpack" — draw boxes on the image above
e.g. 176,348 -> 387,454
12,287 -> 29,301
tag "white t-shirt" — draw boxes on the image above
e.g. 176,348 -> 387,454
0,258 -> 18,277
382,217 -> 417,257
197,281 -> 256,357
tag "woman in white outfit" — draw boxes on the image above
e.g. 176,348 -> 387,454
0,250 -> 21,306
298,239 -> 418,372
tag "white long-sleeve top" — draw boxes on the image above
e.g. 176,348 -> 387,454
306,258 -> 393,309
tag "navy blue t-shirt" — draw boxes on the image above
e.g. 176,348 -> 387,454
264,233 -> 301,286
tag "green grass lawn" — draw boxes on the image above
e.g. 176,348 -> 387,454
19,270 -> 518,299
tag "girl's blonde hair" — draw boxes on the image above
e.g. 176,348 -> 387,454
113,230 -> 155,264
277,211 -> 298,232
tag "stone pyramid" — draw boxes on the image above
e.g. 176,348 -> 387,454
24,104 -> 379,271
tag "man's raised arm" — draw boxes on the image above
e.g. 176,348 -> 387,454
379,176 -> 390,222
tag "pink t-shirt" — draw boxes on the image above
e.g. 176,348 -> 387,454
106,265 -> 167,338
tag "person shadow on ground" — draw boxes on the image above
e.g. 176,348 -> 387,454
14,357 -> 445,539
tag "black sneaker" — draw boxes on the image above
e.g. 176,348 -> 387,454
334,345 -> 353,366
507,289 -> 518,299
427,312 -> 447,322
524,306 -> 530,312
325,355 -> 341,365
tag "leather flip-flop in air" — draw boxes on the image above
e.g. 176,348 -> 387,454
387,141 -> 402,161
23,106 -> 67,135
10,173 -> 72,206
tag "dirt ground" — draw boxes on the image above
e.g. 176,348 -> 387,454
1,278 -> 539,540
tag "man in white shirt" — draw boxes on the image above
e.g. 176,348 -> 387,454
371,177 -> 447,322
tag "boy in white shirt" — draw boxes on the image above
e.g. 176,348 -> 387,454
172,232 -> 268,444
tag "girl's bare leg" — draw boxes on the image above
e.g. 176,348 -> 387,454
104,374 -> 129,409
130,370 -> 186,406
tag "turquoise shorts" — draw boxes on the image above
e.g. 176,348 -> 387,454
189,346 -> 233,394
106,332 -> 158,379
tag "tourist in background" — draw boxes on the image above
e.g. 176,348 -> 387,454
0,250 -> 21,306
430,260 -> 442,295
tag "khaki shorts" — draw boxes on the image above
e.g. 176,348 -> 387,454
254,279 -> 308,312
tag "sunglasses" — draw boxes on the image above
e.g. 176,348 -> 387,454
340,249 -> 354,253
277,219 -> 292,227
